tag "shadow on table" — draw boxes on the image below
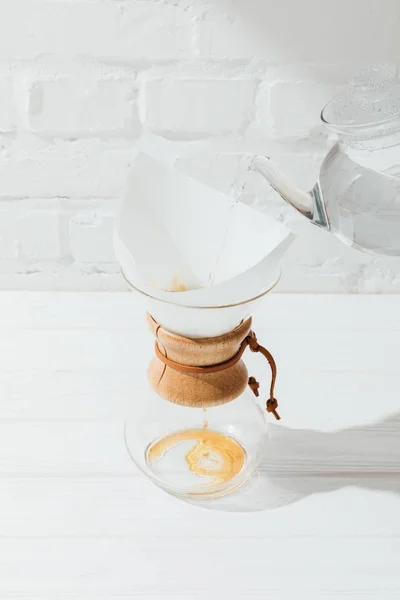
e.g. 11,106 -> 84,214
197,411 -> 400,512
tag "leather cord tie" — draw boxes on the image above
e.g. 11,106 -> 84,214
155,330 -> 280,420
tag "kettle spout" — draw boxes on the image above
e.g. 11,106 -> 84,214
250,155 -> 328,228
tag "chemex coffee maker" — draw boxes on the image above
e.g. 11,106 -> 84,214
116,66 -> 400,501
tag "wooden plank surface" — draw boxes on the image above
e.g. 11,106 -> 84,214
0,292 -> 398,598
0,538 -> 399,596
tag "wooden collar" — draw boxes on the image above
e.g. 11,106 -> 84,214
155,330 -> 280,420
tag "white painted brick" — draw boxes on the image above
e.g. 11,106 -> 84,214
18,211 -> 61,260
196,0 -> 400,63
0,265 -> 125,292
0,204 -> 60,261
268,83 -> 343,138
145,80 -> 255,135
0,211 -> 20,259
0,138 -> 133,199
0,77 -> 15,132
69,211 -> 115,264
27,76 -> 140,136
0,1 -> 194,61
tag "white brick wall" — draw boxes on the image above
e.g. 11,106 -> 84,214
0,1 -> 195,61
27,76 -> 140,136
0,77 -> 15,132
145,79 -> 255,136
0,0 -> 399,292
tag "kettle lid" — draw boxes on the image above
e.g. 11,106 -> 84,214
321,64 -> 400,133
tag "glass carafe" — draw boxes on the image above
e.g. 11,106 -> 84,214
124,277 -> 280,501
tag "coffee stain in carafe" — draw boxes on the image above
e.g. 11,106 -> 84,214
169,275 -> 187,292
146,409 -> 245,486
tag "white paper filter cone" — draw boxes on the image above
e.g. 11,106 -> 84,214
115,152 -> 294,337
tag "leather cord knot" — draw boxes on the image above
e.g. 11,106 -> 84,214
248,376 -> 260,397
246,331 -> 260,352
266,397 -> 279,417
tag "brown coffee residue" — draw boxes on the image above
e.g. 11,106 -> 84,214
147,429 -> 245,485
170,275 -> 187,292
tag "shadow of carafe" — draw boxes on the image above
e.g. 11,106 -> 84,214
200,411 -> 400,512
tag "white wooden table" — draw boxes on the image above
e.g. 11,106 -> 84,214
1,291 -> 399,598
